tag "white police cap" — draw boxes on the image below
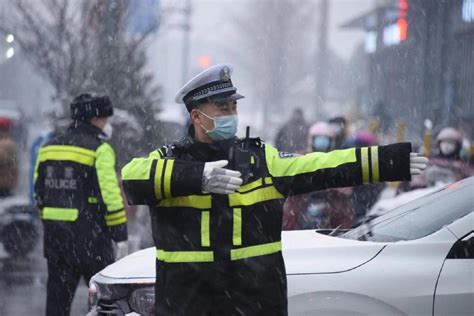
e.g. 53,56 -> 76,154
175,63 -> 244,111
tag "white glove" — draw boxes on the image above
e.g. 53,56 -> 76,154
410,153 -> 429,175
115,241 -> 129,261
202,160 -> 243,194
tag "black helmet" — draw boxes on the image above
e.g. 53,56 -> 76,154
70,94 -> 113,121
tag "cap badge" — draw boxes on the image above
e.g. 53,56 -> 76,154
220,66 -> 230,81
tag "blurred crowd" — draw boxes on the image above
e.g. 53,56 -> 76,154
277,108 -> 474,231
0,117 -> 19,198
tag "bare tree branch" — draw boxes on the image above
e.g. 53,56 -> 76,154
0,0 -> 164,163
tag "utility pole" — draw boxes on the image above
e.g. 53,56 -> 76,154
182,0 -> 192,85
315,0 -> 329,114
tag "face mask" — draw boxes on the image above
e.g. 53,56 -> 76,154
102,122 -> 113,139
199,110 -> 238,141
312,136 -> 331,152
439,141 -> 456,156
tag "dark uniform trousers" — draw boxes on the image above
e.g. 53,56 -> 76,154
35,122 -> 127,316
122,129 -> 413,316
155,253 -> 287,316
46,249 -> 113,316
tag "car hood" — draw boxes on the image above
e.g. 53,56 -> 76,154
97,230 -> 385,281
97,247 -> 156,282
282,230 -> 385,274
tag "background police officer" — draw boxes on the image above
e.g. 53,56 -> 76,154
121,64 -> 428,315
34,94 -> 128,316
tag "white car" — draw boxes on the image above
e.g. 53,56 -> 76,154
89,177 -> 474,315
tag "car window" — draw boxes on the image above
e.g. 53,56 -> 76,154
343,181 -> 474,242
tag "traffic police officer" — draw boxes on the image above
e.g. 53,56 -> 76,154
121,64 -> 428,315
34,94 -> 128,316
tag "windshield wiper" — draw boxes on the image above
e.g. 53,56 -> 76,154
351,214 -> 378,229
328,225 -> 342,236
359,221 -> 374,241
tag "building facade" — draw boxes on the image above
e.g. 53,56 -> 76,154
344,0 -> 474,138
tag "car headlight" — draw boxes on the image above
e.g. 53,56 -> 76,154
90,281 -> 130,301
129,286 -> 155,315
88,282 -> 99,308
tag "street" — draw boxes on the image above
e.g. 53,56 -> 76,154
0,243 -> 89,316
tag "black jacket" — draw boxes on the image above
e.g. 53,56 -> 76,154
122,128 -> 412,263
34,122 -> 127,259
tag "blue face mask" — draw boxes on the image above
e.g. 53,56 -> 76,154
312,136 -> 331,152
199,111 -> 238,141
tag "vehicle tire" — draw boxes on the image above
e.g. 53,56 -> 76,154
2,221 -> 38,257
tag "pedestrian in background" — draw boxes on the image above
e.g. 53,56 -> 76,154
328,116 -> 349,149
0,117 -> 18,198
34,94 -> 129,316
283,122 -> 355,230
275,108 -> 308,154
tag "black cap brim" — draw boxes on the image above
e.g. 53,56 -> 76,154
210,93 -> 245,103
185,93 -> 245,112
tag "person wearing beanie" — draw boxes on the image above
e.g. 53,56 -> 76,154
34,93 -> 128,316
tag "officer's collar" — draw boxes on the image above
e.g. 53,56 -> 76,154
68,121 -> 106,138
174,125 -> 235,161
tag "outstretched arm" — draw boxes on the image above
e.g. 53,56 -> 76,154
266,142 -> 417,196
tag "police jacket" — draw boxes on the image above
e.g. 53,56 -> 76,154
35,122 -> 127,258
122,128 -> 412,263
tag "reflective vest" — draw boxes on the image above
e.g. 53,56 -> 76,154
34,122 -> 127,256
122,135 -> 412,263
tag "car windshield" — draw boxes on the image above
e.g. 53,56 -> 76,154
342,179 -> 474,242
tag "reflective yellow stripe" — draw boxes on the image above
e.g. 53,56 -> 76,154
361,147 -> 369,183
154,159 -> 165,200
41,145 -> 95,157
95,143 -> 124,212
33,150 -> 40,183
39,151 -> 94,166
201,211 -> 210,247
229,186 -> 284,207
105,210 -> 126,220
233,208 -> 242,246
106,215 -> 127,226
231,241 -> 282,261
120,158 -> 153,180
265,145 -> 357,177
238,177 -> 273,193
370,146 -> 379,183
39,145 -> 96,166
41,207 -> 78,221
88,197 -> 98,204
158,195 -> 211,209
156,249 -> 214,263
238,178 -> 263,193
164,159 -> 174,198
